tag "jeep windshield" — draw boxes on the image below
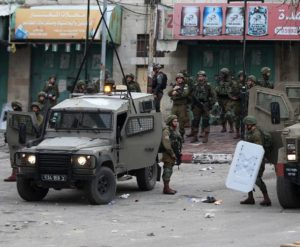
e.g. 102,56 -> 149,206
47,111 -> 112,130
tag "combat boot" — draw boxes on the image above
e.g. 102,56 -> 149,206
4,168 -> 17,182
199,128 -> 204,137
202,132 -> 209,143
260,192 -> 272,206
221,124 -> 227,132
229,124 -> 234,133
240,192 -> 255,205
163,181 -> 177,195
190,135 -> 199,143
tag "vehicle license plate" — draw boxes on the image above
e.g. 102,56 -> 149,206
41,174 -> 67,182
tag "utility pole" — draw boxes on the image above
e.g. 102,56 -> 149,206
147,0 -> 156,93
84,0 -> 90,82
100,0 -> 107,92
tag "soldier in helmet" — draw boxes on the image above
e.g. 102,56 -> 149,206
189,70 -> 217,143
161,115 -> 182,194
73,80 -> 87,94
246,75 -> 257,89
258,67 -> 273,89
168,73 -> 189,138
240,115 -> 272,206
152,63 -> 167,112
215,68 -> 234,133
125,73 -> 141,93
4,101 -> 23,182
37,91 -> 47,116
31,102 -> 44,128
43,75 -> 59,106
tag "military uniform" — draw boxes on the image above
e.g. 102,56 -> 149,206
124,73 -> 141,93
43,76 -> 59,106
37,91 -> 48,116
31,102 -> 44,128
216,68 -> 234,133
258,67 -> 273,89
161,115 -> 182,194
152,64 -> 167,112
168,73 -> 189,138
240,115 -> 271,206
73,80 -> 86,93
190,71 -> 216,143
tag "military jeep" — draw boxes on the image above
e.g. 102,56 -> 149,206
248,82 -> 300,208
7,91 -> 162,205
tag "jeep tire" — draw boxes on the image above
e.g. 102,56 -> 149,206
85,166 -> 116,205
277,176 -> 300,208
136,163 -> 157,191
17,177 -> 49,201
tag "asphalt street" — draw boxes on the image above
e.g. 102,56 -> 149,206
0,135 -> 300,247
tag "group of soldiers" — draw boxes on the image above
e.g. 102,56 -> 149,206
167,66 -> 273,144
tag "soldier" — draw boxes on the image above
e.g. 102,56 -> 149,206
228,71 -> 244,139
215,68 -> 234,133
4,101 -> 22,182
161,115 -> 182,195
190,70 -> 217,143
258,67 -> 273,89
31,102 -> 44,128
125,73 -> 141,92
152,63 -> 167,112
240,115 -> 272,206
37,91 -> 47,116
73,80 -> 86,93
43,75 -> 59,106
168,73 -> 189,138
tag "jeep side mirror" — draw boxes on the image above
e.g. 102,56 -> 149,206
270,102 -> 280,124
18,123 -> 27,144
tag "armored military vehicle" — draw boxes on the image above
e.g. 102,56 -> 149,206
248,82 -> 300,208
6,89 -> 162,205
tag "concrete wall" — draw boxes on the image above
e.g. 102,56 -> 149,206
7,46 -> 31,111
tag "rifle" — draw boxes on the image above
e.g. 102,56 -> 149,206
192,96 -> 210,111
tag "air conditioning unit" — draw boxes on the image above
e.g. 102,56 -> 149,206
144,0 -> 161,4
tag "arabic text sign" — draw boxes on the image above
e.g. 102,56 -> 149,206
14,9 -> 101,40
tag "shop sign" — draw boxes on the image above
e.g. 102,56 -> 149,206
173,3 -> 300,41
14,8 -> 100,40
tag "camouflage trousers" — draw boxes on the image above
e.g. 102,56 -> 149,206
171,104 -> 189,137
219,99 -> 234,125
191,105 -> 210,134
162,161 -> 174,182
255,160 -> 267,194
229,100 -> 241,129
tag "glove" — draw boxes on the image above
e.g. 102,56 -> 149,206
214,102 -> 219,106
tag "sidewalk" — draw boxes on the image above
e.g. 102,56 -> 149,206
182,125 -> 239,164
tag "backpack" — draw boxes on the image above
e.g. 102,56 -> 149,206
258,127 -> 273,155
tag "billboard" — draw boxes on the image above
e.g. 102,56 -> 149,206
173,3 -> 300,41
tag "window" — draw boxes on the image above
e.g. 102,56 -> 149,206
11,115 -> 35,135
256,92 -> 289,118
48,111 -> 112,130
126,116 -> 154,136
136,34 -> 164,57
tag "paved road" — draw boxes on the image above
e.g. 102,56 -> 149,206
0,143 -> 299,247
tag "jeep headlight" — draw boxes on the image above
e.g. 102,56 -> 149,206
20,153 -> 36,166
286,139 -> 297,161
77,156 -> 87,166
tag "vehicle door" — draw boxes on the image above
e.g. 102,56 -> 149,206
118,112 -> 162,171
248,86 -> 294,164
6,112 -> 39,166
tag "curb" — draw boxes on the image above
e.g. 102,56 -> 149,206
182,152 -> 233,164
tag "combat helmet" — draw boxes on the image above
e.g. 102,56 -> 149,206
261,67 -> 271,75
31,102 -> 42,110
247,75 -> 257,83
153,63 -> 162,70
165,115 -> 177,126
197,70 -> 206,76
76,80 -> 86,86
125,73 -> 135,80
220,68 -> 230,75
38,91 -> 47,97
243,115 -> 257,125
175,73 -> 185,80
237,70 -> 244,77
11,101 -> 22,110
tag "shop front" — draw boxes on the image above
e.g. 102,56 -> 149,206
11,4 -> 122,104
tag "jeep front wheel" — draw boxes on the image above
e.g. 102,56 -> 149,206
277,176 -> 300,208
136,163 -> 157,191
17,177 -> 49,201
85,166 -> 116,205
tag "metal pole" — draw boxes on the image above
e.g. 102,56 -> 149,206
147,1 -> 156,93
100,0 -> 107,92
84,0 -> 90,81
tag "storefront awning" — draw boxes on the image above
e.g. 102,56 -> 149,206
0,4 -> 18,16
12,5 -> 122,44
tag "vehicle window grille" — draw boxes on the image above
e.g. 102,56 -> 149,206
126,116 -> 154,136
